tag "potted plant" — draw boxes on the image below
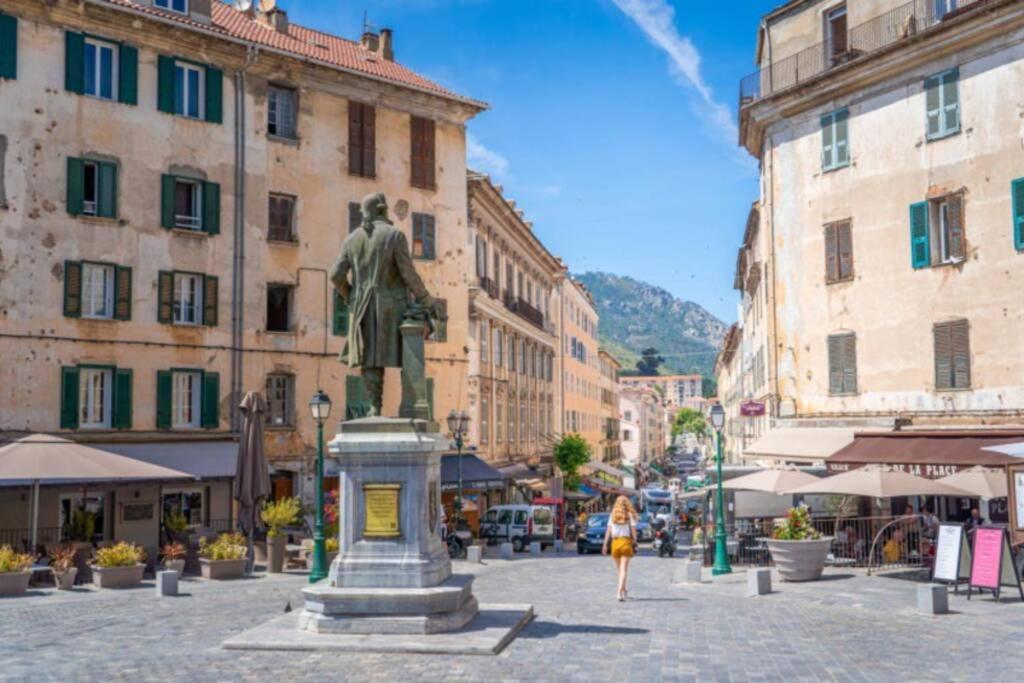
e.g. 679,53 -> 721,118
0,545 -> 35,596
91,542 -> 146,589
66,508 -> 96,553
161,542 -> 186,578
766,506 -> 833,582
260,497 -> 301,574
50,545 -> 79,590
198,532 -> 247,580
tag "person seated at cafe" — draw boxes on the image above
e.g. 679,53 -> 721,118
964,507 -> 987,535
883,528 -> 905,564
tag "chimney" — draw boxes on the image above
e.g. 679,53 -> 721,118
256,6 -> 289,33
361,31 -> 380,54
379,28 -> 394,61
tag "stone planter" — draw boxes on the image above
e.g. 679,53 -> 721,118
91,564 -> 145,589
767,537 -> 834,582
200,558 -> 246,580
54,568 -> 78,591
0,571 -> 32,596
267,535 -> 287,574
163,559 -> 185,578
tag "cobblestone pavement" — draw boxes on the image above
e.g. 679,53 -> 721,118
2,547 -> 1024,682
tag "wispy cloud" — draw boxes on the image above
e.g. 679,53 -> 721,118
467,133 -> 510,178
611,0 -> 737,142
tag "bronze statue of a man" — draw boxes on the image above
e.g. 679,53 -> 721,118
331,192 -> 444,417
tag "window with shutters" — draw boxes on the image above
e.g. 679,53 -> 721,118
821,108 -> 850,172
476,237 -> 487,278
174,179 -> 202,231
825,5 -> 847,66
493,328 -> 503,368
925,68 -> 960,141
174,61 -> 204,119
480,320 -> 489,365
412,213 -> 436,260
79,367 -> 113,429
348,102 -> 376,178
68,158 -> 117,219
480,397 -> 489,444
508,400 -> 516,444
267,284 -> 293,332
267,85 -> 297,139
82,263 -> 114,319
266,374 -> 294,427
930,192 -> 965,265
496,397 -> 504,443
268,193 -> 296,242
827,333 -> 857,395
824,220 -> 854,283
410,116 -> 436,190
1011,177 -> 1024,251
159,270 -> 214,326
155,0 -> 188,13
162,175 -> 218,234
934,319 -> 970,390
173,273 -> 203,325
81,37 -> 118,101
81,161 -> 99,216
61,365 -> 132,430
172,371 -> 202,429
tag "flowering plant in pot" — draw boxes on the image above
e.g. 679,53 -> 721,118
260,497 -> 301,574
161,542 -> 187,578
766,507 -> 833,582
50,545 -> 79,590
198,532 -> 247,580
91,542 -> 146,589
0,545 -> 35,596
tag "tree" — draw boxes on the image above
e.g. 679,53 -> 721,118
554,434 -> 592,491
635,347 -> 664,376
701,376 -> 717,399
672,407 -> 707,439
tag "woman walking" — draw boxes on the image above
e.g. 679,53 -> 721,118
602,495 -> 638,601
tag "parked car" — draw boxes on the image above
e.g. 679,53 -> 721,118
577,513 -> 610,554
478,504 -> 556,552
635,512 -> 653,542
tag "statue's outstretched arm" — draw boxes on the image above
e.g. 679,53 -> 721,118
330,249 -> 352,303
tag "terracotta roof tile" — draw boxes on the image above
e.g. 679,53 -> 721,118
99,0 -> 484,107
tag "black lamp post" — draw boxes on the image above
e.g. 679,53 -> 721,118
446,410 -> 471,525
308,389 -> 332,583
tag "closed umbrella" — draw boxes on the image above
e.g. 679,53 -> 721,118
786,466 -> 973,498
234,392 -> 272,539
936,466 -> 1007,499
721,468 -> 821,494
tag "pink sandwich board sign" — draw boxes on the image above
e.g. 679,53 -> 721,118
968,526 -> 1023,601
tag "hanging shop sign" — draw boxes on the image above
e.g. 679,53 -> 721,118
740,401 -> 766,417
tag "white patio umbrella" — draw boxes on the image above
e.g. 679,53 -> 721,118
982,442 -> 1024,458
786,465 -> 974,498
721,468 -> 821,494
936,466 -> 1008,499
0,434 -> 192,549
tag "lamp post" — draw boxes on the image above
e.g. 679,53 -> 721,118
708,404 -> 731,575
308,389 -> 332,583
446,410 -> 471,526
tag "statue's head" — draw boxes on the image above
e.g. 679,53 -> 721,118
360,192 -> 389,223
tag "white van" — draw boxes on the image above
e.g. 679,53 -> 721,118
479,504 -> 555,551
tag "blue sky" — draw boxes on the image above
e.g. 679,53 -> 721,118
284,0 -> 779,322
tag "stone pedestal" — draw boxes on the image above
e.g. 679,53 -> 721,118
747,568 -> 772,596
156,570 -> 178,597
917,584 -> 948,615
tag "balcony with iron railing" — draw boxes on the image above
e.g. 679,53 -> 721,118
739,0 -> 990,107
513,298 -> 545,330
478,276 -> 500,300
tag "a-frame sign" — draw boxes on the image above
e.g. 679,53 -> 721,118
932,523 -> 971,592
967,526 -> 1024,601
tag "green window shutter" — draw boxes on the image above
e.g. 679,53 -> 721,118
202,181 -> 220,234
333,290 -> 348,336
201,372 -> 220,429
64,31 -> 84,94
1012,177 -> 1024,250
67,157 -> 84,216
821,113 -> 834,170
98,162 -> 117,218
114,265 -> 132,321
63,260 -> 83,318
0,14 -> 16,80
156,370 -> 173,429
118,44 -> 138,105
834,109 -> 849,167
112,368 -> 132,429
925,75 -> 941,140
203,274 -> 218,326
60,366 -> 80,429
345,374 -> 372,420
941,68 -> 960,136
910,201 -> 930,269
157,270 -> 174,323
157,55 -> 176,114
205,66 -> 223,124
161,174 -> 176,229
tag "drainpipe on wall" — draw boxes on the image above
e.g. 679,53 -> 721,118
231,46 -> 260,432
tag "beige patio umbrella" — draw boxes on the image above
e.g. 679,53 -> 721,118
0,434 -> 192,549
786,466 -> 974,498
936,466 -> 1008,499
721,468 -> 821,494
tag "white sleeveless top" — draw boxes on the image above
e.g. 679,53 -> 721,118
609,521 -> 633,538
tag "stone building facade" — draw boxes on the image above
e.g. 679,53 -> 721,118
598,349 -> 622,464
558,278 -> 604,457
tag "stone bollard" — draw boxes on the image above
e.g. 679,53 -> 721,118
529,541 -> 541,556
466,545 -> 483,564
554,540 -> 564,553
685,561 -> 703,583
747,568 -> 772,596
156,570 -> 178,597
499,542 -> 514,560
917,584 -> 949,615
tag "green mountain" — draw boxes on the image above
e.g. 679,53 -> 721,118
573,271 -> 729,379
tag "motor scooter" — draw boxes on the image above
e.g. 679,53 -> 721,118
652,518 -> 677,558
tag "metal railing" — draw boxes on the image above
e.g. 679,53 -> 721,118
0,527 -> 63,552
740,0 -> 990,106
479,276 -> 500,300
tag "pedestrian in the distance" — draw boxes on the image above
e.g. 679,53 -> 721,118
602,495 -> 638,602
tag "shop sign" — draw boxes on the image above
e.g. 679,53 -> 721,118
825,462 -> 964,479
740,401 -> 765,417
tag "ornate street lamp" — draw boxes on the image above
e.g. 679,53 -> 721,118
708,403 -> 731,575
308,389 -> 332,583
446,410 -> 471,525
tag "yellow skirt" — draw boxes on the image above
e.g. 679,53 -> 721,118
611,537 -> 634,559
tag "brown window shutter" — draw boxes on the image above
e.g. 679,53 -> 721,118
951,318 -> 970,388
362,104 -> 376,178
838,221 -> 854,280
157,270 -> 174,324
63,260 -> 83,318
947,192 -> 965,260
114,266 -> 132,321
204,275 -> 219,327
423,119 -> 436,189
824,223 -> 839,283
827,334 -> 843,394
841,333 -> 857,394
410,116 -> 424,188
348,102 -> 363,176
933,322 -> 953,390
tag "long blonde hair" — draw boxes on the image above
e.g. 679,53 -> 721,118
610,496 -> 637,525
